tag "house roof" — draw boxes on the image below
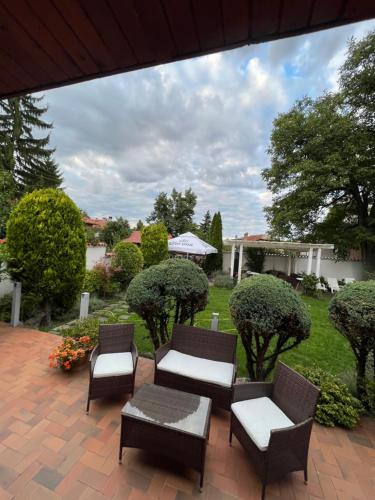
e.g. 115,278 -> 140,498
125,230 -> 142,244
0,0 -> 374,99
82,217 -> 108,229
125,230 -> 173,244
241,234 -> 268,241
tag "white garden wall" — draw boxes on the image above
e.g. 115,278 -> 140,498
86,245 -> 107,270
222,251 -> 364,281
0,245 -> 108,298
0,278 -> 13,298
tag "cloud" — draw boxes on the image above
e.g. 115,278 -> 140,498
42,19 -> 375,237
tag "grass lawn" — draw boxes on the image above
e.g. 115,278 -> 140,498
127,286 -> 355,378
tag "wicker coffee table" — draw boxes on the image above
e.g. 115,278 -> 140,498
119,384 -> 212,490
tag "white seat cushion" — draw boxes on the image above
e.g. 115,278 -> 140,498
157,349 -> 234,388
231,397 -> 294,450
93,352 -> 133,378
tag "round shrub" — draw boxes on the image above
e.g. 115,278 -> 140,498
296,365 -> 362,429
127,258 -> 209,349
6,189 -> 86,325
329,281 -> 375,404
229,275 -> 311,380
111,241 -> 143,288
163,258 -> 209,324
141,223 -> 168,267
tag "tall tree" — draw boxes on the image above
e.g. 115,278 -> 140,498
0,95 -> 62,192
0,167 -> 16,238
199,210 -> 212,236
135,219 -> 144,231
147,188 -> 197,236
205,212 -> 223,273
263,31 -> 375,269
101,217 -> 131,248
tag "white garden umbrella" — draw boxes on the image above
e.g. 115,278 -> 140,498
168,232 -> 218,256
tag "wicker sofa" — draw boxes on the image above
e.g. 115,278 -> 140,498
154,324 -> 237,410
230,362 -> 320,500
86,324 -> 138,413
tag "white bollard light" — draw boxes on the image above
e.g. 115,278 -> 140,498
211,312 -> 219,331
11,281 -> 22,327
80,292 -> 90,320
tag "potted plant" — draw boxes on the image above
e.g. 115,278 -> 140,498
49,335 -> 93,371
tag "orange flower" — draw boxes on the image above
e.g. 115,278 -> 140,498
63,361 -> 71,370
61,351 -> 68,358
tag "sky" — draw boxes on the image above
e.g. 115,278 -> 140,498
41,19 -> 375,238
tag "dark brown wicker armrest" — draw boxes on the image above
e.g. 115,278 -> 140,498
231,362 -> 237,386
89,345 -> 99,375
233,382 -> 273,402
155,341 -> 172,364
131,342 -> 138,371
268,418 -> 314,453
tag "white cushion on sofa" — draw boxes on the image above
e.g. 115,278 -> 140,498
93,352 -> 133,378
231,396 -> 294,450
157,349 -> 234,388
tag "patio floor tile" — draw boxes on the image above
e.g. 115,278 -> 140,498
0,323 -> 374,499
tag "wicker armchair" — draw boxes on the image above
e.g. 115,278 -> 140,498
154,324 -> 237,410
86,324 -> 138,413
230,362 -> 320,500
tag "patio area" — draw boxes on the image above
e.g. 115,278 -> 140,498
0,324 -> 374,500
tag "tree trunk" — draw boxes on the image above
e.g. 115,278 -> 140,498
361,240 -> 375,272
174,302 -> 180,324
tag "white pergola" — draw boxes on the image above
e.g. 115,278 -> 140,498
224,239 -> 335,282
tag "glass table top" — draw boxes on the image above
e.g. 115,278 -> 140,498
121,384 -> 211,437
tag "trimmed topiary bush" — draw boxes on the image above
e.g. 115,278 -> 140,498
329,281 -> 375,405
295,365 -> 362,429
111,241 -> 143,289
141,223 -> 168,267
163,258 -> 209,324
6,189 -> 86,325
127,258 -> 208,350
229,275 -> 310,380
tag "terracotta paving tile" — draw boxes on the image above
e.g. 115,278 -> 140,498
8,421 -> 32,436
2,434 -> 26,452
0,485 -> 13,500
29,483 -> 61,499
159,483 -> 178,500
1,324 -> 375,500
42,436 -> 66,453
78,465 -> 108,491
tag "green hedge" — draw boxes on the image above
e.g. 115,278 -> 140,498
296,365 -> 362,429
112,241 -> 143,289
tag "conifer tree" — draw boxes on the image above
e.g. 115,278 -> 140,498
199,210 -> 212,236
0,95 -> 62,192
205,212 -> 223,273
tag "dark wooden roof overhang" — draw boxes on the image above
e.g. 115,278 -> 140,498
0,0 -> 374,99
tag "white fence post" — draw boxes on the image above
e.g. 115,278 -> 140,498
238,244 -> 244,282
211,312 -> 219,331
10,282 -> 22,327
80,292 -> 90,320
